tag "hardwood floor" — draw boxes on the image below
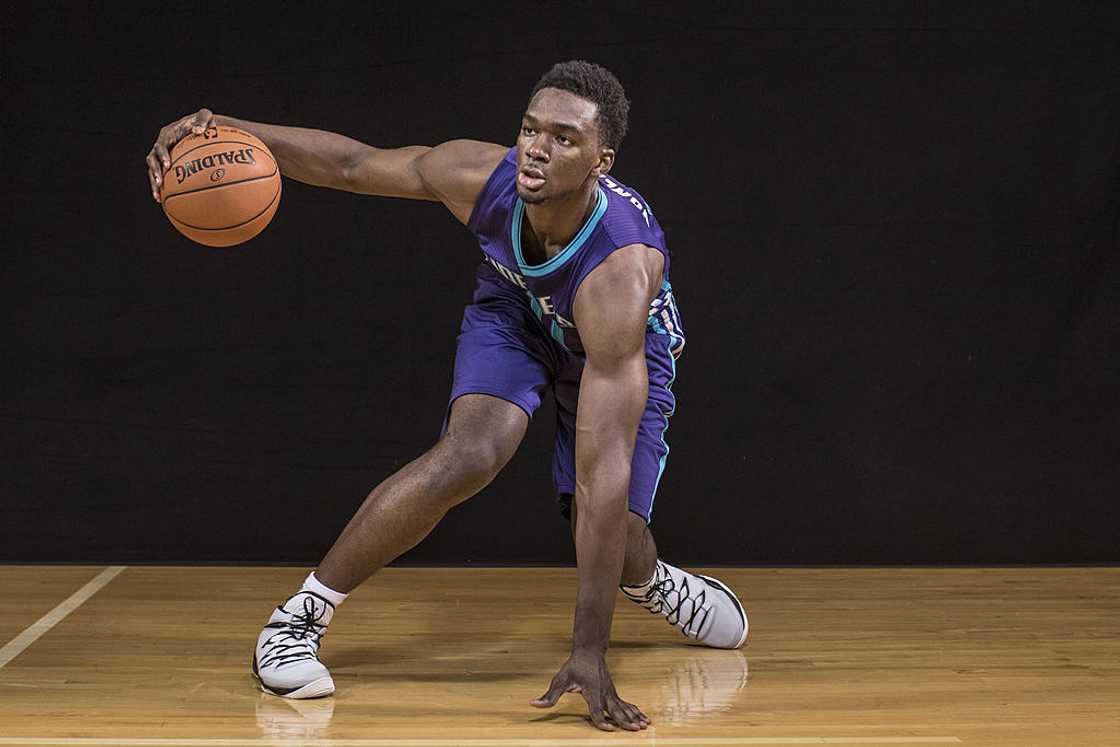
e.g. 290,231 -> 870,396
0,566 -> 1116,745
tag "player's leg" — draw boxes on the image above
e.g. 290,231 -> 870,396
621,337 -> 747,649
565,498 -> 746,649
253,394 -> 529,699
315,393 -> 528,592
557,335 -> 748,650
253,265 -> 557,699
621,509 -> 658,586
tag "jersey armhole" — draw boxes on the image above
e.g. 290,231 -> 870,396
567,235 -> 669,326
466,148 -> 517,235
599,220 -> 670,278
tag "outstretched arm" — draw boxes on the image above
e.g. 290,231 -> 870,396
530,243 -> 664,732
145,108 -> 505,224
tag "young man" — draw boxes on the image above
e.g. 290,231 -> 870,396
145,61 -> 747,733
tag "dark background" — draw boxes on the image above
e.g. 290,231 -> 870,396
2,2 -> 1117,564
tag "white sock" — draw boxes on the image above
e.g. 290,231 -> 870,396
301,572 -> 349,607
621,562 -> 660,594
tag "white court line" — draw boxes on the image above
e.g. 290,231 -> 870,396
0,738 -> 962,745
0,565 -> 127,669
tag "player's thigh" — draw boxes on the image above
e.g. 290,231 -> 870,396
625,400 -> 673,524
445,291 -> 556,467
449,311 -> 556,422
627,337 -> 678,523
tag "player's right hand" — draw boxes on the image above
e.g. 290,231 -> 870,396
531,650 -> 651,731
145,108 -> 215,203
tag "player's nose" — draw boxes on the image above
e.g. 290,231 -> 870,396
526,135 -> 549,162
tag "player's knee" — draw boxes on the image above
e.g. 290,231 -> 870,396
432,433 -> 509,494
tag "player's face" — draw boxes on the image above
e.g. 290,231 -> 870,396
516,88 -> 613,204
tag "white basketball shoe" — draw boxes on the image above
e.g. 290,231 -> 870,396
251,591 -> 336,699
621,560 -> 748,649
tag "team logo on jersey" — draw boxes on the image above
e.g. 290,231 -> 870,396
483,254 -> 575,330
483,253 -> 528,289
535,294 -> 574,327
649,287 -> 685,358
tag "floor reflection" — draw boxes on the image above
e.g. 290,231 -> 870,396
251,647 -> 748,735
255,690 -> 335,740
647,648 -> 749,726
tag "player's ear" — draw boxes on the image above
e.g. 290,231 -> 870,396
592,147 -> 615,177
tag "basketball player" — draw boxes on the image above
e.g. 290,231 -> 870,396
145,61 -> 747,732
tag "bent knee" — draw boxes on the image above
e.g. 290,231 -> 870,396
432,433 -> 514,492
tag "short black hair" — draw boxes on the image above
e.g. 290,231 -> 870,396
529,60 -> 630,151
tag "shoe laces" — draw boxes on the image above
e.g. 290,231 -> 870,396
258,595 -> 330,669
632,565 -> 712,639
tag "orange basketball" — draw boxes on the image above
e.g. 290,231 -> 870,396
160,126 -> 281,247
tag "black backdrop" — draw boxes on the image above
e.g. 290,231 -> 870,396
2,2 -> 1117,564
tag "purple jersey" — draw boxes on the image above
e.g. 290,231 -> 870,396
467,148 -> 685,356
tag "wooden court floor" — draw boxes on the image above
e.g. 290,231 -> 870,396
0,566 -> 1116,746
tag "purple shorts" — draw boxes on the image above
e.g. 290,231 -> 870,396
448,265 -> 677,524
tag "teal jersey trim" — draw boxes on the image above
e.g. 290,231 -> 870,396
529,295 -> 569,348
648,334 -> 677,518
550,320 -> 567,348
529,294 -> 570,348
511,187 -> 607,277
529,296 -> 546,320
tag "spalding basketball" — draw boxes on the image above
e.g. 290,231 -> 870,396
160,126 -> 281,247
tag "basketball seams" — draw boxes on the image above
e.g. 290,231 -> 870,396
162,169 -> 279,203
159,126 -> 281,246
165,181 -> 281,232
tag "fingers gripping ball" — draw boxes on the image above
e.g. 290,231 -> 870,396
160,126 -> 281,247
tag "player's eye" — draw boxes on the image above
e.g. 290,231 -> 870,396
557,135 -> 572,145
522,126 -> 536,136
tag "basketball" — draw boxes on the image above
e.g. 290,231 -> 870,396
160,126 -> 281,247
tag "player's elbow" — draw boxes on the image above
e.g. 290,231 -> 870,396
338,146 -> 377,192
575,462 -> 631,497
574,464 -> 632,521
573,419 -> 641,498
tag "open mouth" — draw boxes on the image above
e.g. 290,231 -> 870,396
518,166 -> 546,190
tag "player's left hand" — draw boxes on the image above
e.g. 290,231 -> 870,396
530,650 -> 651,731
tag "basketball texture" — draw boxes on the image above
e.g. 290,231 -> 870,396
160,126 -> 281,247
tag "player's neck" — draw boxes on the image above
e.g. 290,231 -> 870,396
522,181 -> 599,260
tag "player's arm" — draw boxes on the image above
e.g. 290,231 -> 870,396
145,108 -> 505,224
530,244 -> 663,732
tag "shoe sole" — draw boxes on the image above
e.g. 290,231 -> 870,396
698,574 -> 750,649
251,655 -> 335,699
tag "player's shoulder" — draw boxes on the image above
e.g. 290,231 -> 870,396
596,173 -> 661,246
424,140 -> 508,180
599,241 -> 663,272
580,243 -> 664,300
419,141 -> 510,225
573,242 -> 664,352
